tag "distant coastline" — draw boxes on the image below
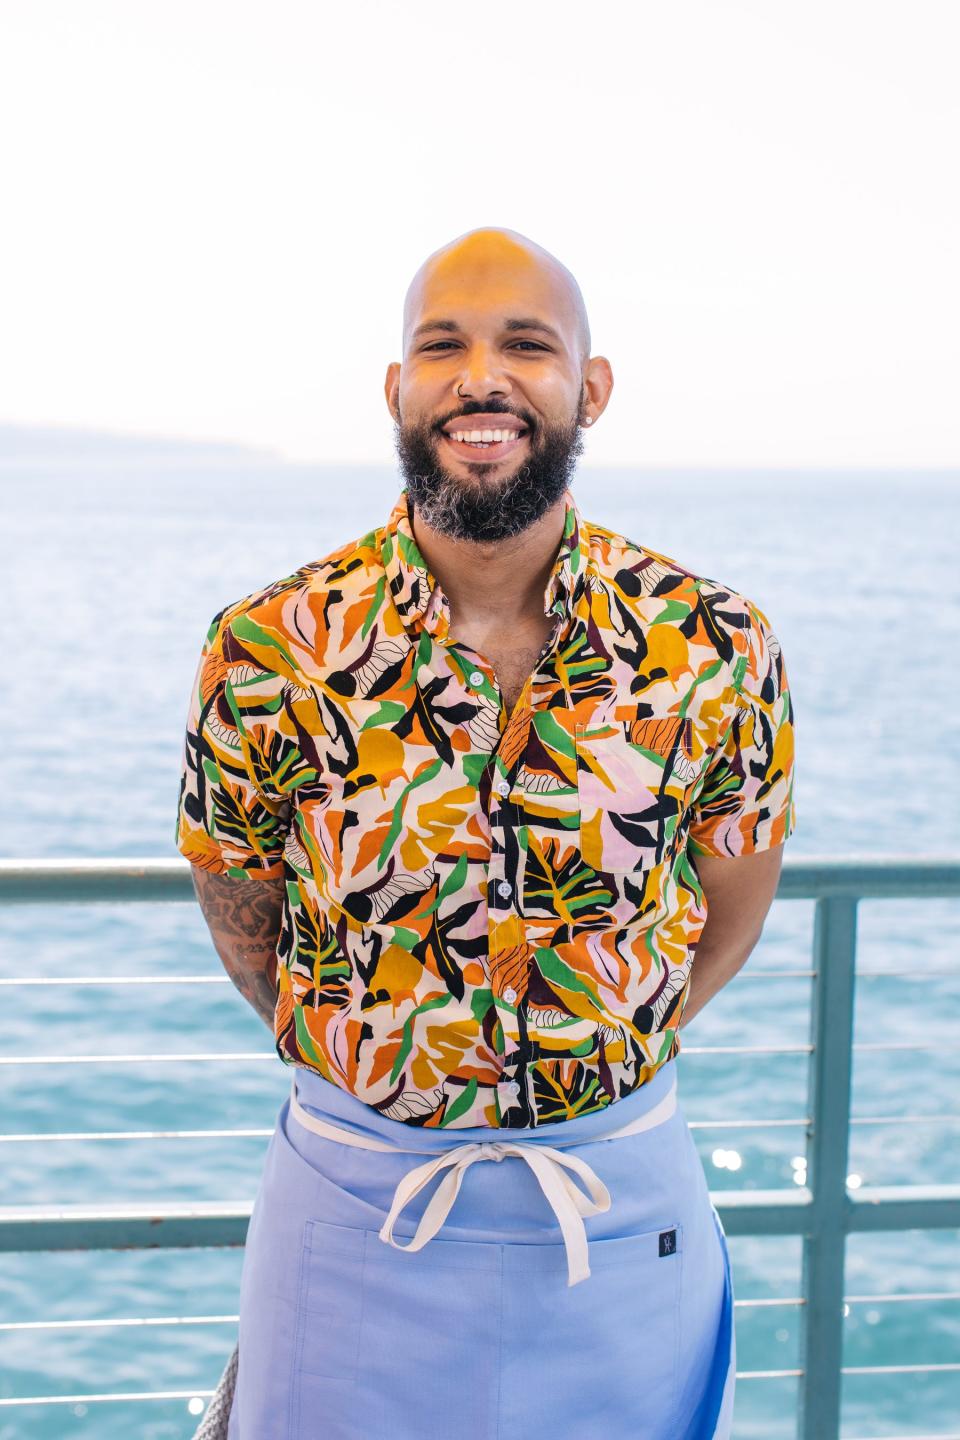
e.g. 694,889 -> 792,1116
0,423 -> 958,482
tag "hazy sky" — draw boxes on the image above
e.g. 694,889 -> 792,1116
1,0 -> 957,465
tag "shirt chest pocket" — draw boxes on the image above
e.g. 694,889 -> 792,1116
574,714 -> 696,875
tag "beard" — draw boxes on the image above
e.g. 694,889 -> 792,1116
392,392 -> 586,543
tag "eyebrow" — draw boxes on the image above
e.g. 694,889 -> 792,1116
411,316 -> 564,345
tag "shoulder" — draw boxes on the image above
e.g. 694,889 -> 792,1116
195,524 -> 386,688
207,524 -> 384,649
582,515 -> 767,675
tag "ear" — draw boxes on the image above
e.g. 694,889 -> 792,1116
581,355 -> 614,427
384,361 -> 401,424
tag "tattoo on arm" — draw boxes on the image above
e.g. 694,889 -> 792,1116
190,868 -> 286,1031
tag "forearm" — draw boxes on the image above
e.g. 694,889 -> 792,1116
190,868 -> 285,1031
678,919 -> 762,1029
678,845 -> 785,1028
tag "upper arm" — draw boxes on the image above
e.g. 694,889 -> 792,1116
174,611 -> 291,880
687,598 -> 797,860
188,863 -> 286,967
189,863 -> 287,911
691,844 -> 785,946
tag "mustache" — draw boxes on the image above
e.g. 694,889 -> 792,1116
437,408 -> 530,429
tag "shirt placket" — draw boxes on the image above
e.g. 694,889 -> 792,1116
398,508 -> 581,1127
466,615 -> 568,1124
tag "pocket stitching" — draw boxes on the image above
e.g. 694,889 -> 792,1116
294,1219 -> 364,1382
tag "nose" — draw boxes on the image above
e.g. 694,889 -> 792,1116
454,342 -> 512,403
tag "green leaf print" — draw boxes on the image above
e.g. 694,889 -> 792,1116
440,1078 -> 478,1127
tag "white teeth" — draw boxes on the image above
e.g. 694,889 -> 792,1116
449,428 -> 522,444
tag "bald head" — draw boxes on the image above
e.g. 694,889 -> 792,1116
402,226 -> 592,369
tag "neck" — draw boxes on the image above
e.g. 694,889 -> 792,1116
407,493 -> 569,628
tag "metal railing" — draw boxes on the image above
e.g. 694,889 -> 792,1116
0,854 -> 958,1438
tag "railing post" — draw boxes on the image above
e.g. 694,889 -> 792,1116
799,894 -> 858,1440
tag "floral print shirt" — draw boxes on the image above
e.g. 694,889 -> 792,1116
175,489 -> 796,1128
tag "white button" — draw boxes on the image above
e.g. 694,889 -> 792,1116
469,670 -> 485,687
504,1081 -> 520,1095
495,779 -> 510,797
503,987 -> 517,1004
497,880 -> 512,898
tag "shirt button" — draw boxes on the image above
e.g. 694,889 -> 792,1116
497,880 -> 512,899
469,670 -> 485,687
502,987 -> 517,1004
504,1081 -> 520,1095
495,779 -> 510,797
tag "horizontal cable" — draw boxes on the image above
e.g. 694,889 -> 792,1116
851,1042 -> 947,1052
0,1314 -> 238,1332
698,1113 -> 960,1129
0,1117 -> 810,1142
0,1389 -> 216,1407
0,1045 -> 814,1066
0,1042 -> 948,1071
670,1044 -> 812,1055
0,1127 -> 273,1143
0,970 -> 817,986
735,1368 -> 803,1379
734,1296 -> 804,1308
734,1291 -> 960,1310
21,1378 -> 843,1406
842,1362 -> 960,1374
857,968 -> 960,978
704,1113 -> 957,1133
730,1362 -> 960,1379
4,1369 -> 958,1409
845,1291 -> 960,1304
1,966 -> 955,989
4,1113 -> 951,1144
849,1115 -> 960,1126
7,1292 -> 956,1332
689,1117 -> 809,1130
0,1052 -> 275,1065
685,1042 -> 945,1055
0,976 -> 228,986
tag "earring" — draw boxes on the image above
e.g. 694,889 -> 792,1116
584,417 -> 593,425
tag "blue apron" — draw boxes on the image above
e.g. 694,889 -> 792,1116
226,1057 -> 735,1439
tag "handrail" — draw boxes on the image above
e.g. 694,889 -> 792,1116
0,853 -> 957,900
1,853 -> 959,1437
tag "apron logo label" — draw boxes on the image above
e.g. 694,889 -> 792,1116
658,1229 -> 677,1257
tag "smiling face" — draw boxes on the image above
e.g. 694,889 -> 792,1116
385,229 -> 606,543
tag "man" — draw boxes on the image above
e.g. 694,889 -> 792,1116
176,226 -> 796,1440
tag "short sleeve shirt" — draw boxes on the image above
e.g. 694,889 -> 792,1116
175,489 -> 797,1128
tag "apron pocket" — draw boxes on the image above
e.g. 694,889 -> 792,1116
352,1231 -> 503,1439
502,1223 -> 684,1434
291,1219 -> 365,1382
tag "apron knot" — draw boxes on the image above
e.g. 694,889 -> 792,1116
289,1072 -> 678,1289
377,1139 -> 613,1287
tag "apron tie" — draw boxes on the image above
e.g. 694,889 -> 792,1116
378,1138 -> 614,1287
289,1076 -> 677,1287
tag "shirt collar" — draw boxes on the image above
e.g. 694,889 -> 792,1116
380,488 -> 589,639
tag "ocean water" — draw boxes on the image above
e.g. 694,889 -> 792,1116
1,458 -> 958,1439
